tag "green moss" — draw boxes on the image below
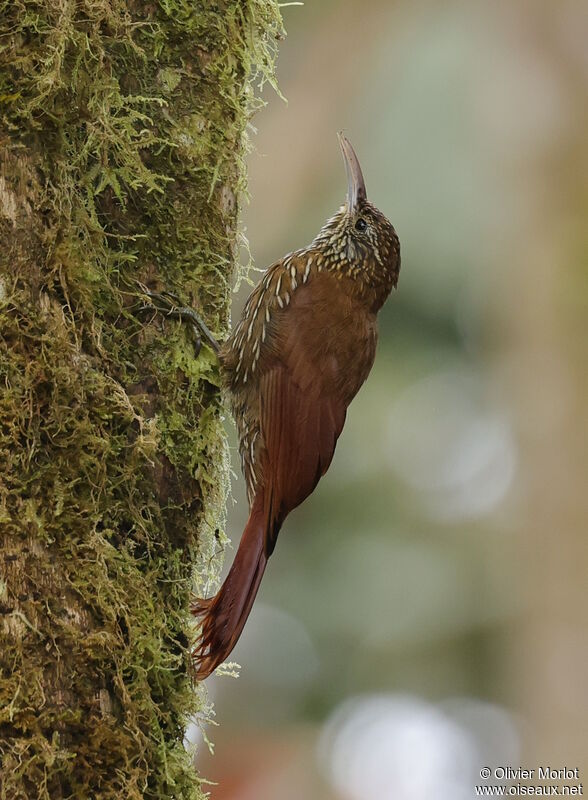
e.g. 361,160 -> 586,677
0,1 -> 284,797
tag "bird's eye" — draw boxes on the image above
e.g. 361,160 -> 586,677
355,217 -> 367,233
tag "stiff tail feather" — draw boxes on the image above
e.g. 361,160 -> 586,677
192,494 -> 268,679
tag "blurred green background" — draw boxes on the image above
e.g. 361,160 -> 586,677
192,1 -> 588,796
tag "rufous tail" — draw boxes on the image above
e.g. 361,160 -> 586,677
192,493 -> 268,679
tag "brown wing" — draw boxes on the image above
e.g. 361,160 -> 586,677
259,363 -> 346,553
257,271 -> 377,555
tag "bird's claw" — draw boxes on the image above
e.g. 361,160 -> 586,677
137,283 -> 220,356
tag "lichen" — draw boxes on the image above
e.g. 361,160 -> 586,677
0,1 -> 284,797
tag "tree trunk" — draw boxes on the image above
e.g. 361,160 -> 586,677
0,2 -> 282,798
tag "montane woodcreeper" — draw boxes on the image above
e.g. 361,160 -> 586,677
171,135 -> 400,679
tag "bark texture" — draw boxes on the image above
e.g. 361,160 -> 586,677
0,2 -> 282,797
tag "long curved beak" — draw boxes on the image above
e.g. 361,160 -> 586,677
338,132 -> 367,213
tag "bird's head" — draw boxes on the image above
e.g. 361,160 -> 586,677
312,134 -> 400,308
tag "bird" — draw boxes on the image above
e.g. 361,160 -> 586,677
152,134 -> 401,679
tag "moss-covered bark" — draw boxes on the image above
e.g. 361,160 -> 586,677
0,2 -> 282,797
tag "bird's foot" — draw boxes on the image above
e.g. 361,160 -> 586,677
137,283 -> 220,357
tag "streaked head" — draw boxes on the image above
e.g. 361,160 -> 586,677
313,134 -> 400,303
